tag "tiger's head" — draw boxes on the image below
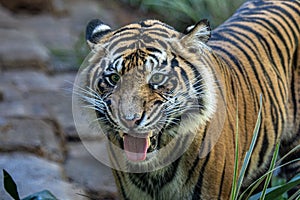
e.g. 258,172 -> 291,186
80,19 -> 217,163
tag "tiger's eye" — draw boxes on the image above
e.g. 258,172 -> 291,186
109,74 -> 120,85
150,74 -> 165,84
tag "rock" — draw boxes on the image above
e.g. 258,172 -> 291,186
64,142 -> 117,195
0,81 -> 23,103
0,152 -> 87,200
0,90 -> 3,102
0,0 -> 67,15
19,15 -> 76,50
14,0 -> 107,72
0,71 -> 54,93
16,14 -> 84,72
0,71 -> 85,140
66,0 -> 111,33
0,6 -> 19,28
0,71 -> 75,95
23,90 -> 77,139
0,118 -> 65,162
0,29 -> 50,70
0,71 -> 61,118
0,101 -> 33,117
0,71 -> 79,138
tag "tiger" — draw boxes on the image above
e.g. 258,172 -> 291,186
75,0 -> 300,199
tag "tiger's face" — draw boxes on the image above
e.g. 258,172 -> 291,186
80,19 -> 217,163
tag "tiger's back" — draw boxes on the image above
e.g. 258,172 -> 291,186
79,0 -> 300,199
208,0 -> 300,190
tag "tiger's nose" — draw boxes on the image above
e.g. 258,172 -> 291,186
123,113 -> 142,128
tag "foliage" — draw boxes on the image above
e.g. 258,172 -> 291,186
120,0 -> 246,29
3,169 -> 20,200
229,95 -> 300,199
230,94 -> 262,200
2,169 -> 58,200
49,32 -> 89,71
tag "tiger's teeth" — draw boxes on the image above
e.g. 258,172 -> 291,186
147,136 -> 151,147
149,131 -> 153,137
120,132 -> 124,138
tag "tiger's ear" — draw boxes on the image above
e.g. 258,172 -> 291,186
86,19 -> 112,49
181,19 -> 211,45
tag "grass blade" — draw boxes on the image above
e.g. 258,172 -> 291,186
235,94 -> 262,199
2,169 -> 20,200
288,188 -> 300,200
249,174 -> 300,200
240,158 -> 300,199
22,190 -> 58,200
259,141 -> 280,199
230,92 -> 240,200
276,144 -> 300,165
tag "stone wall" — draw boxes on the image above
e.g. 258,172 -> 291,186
0,0 -> 149,199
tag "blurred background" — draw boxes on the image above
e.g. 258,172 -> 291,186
0,0 -> 245,199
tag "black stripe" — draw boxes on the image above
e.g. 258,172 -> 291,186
113,46 -> 134,55
155,39 -> 168,49
185,156 -> 200,185
267,9 -> 294,47
218,159 -> 227,200
218,25 -> 285,131
185,125 -> 209,184
107,132 -> 124,169
269,5 -> 300,35
151,21 -> 176,31
113,170 -> 130,200
163,133 -> 188,165
291,55 -> 298,122
192,154 -> 210,200
185,124 -> 208,185
213,31 -> 264,140
268,35 -> 287,103
146,53 -> 160,65
108,36 -> 138,51
170,55 -> 179,68
249,17 -> 289,75
178,55 -> 206,106
209,45 -> 247,92
128,158 -> 180,198
87,62 -> 100,86
105,111 -> 119,127
282,1 -> 300,18
210,33 -> 255,97
209,45 -> 251,132
146,47 -> 162,54
258,127 -> 269,167
148,31 -> 171,38
113,27 -> 138,36
139,20 -> 152,28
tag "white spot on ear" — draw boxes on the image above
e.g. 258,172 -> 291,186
92,24 -> 111,35
185,25 -> 195,33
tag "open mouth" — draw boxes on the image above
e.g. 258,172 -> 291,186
121,131 -> 159,162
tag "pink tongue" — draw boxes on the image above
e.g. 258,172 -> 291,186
123,134 -> 149,162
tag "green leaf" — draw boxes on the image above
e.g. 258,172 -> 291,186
3,169 -> 20,200
240,158 -> 300,199
260,141 -> 281,199
235,94 -> 262,200
22,190 -> 58,200
288,188 -> 300,200
230,92 -> 240,200
276,144 -> 300,166
249,174 -> 300,200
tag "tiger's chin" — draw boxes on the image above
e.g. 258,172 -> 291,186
119,131 -> 160,162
